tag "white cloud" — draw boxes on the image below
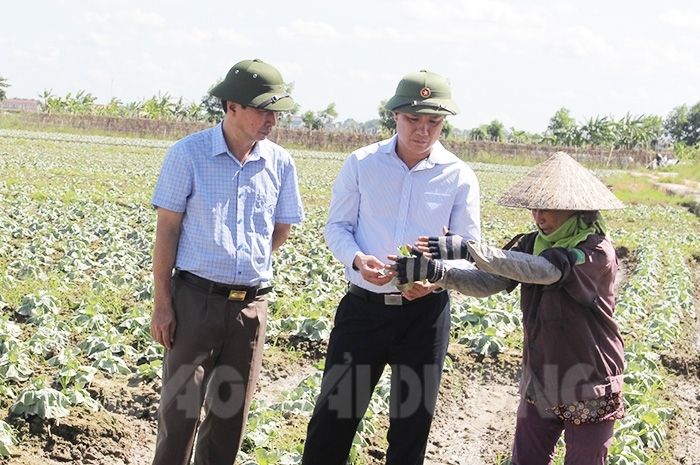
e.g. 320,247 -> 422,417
138,52 -> 165,77
6,0 -> 700,132
659,8 -> 700,30
216,28 -> 251,46
403,0 -> 544,26
552,2 -> 577,15
13,46 -> 60,65
349,70 -> 397,83
82,8 -> 163,29
562,25 -> 614,58
87,68 -> 112,83
276,62 -> 304,79
614,37 -> 699,74
82,11 -> 112,25
89,31 -> 116,47
277,21 -> 339,40
119,9 -> 164,27
353,26 -> 413,43
661,44 -> 699,68
395,0 -> 547,45
155,28 -> 215,46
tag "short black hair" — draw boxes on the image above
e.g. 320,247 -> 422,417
221,100 -> 248,113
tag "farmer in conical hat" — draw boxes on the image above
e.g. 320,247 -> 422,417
391,152 -> 625,465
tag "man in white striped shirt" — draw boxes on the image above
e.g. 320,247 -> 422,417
303,69 -> 480,465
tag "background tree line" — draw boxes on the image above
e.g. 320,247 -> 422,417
0,76 -> 9,101
1,74 -> 698,156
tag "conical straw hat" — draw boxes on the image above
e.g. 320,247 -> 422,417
497,152 -> 624,210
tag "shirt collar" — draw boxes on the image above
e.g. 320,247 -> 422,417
424,140 -> 453,165
210,122 -> 229,158
382,134 -> 455,168
210,122 -> 266,162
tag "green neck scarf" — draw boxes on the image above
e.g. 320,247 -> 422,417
533,214 -> 607,256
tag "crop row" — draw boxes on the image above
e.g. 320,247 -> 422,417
0,133 -> 698,464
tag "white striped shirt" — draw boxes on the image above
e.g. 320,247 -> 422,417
324,135 -> 480,293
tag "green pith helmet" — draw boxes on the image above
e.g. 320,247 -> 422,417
210,59 -> 295,111
385,69 -> 459,116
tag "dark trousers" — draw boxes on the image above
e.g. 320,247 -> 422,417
302,290 -> 451,465
152,275 -> 268,465
511,400 -> 616,465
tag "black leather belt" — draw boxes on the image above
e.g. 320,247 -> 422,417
347,283 -> 439,307
175,270 -> 273,301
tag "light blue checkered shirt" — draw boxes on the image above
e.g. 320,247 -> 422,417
152,123 -> 304,285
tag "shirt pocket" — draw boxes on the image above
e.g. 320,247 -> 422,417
254,194 -> 276,214
422,192 -> 453,218
253,194 -> 276,235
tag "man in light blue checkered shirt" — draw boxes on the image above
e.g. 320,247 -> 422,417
150,59 -> 304,465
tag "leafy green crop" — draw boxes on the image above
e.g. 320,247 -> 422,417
0,420 -> 17,457
10,378 -> 71,419
0,131 -> 698,464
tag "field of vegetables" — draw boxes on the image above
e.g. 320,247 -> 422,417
0,128 -> 699,465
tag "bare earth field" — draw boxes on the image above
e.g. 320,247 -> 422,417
4,278 -> 700,465
1,131 -> 699,465
1,341 -> 522,465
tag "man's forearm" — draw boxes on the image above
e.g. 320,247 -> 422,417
153,212 -> 182,302
271,223 -> 292,251
153,243 -> 177,297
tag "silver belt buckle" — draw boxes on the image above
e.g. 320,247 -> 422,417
384,294 -> 403,306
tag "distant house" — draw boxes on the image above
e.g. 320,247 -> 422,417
0,98 -> 42,112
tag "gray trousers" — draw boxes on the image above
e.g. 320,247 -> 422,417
151,275 -> 267,465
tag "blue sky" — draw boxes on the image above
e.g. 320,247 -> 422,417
2,0 -> 699,133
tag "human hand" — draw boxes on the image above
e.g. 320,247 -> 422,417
388,245 -> 444,284
400,280 -> 436,300
354,253 -> 394,285
151,299 -> 177,350
418,226 -> 473,260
